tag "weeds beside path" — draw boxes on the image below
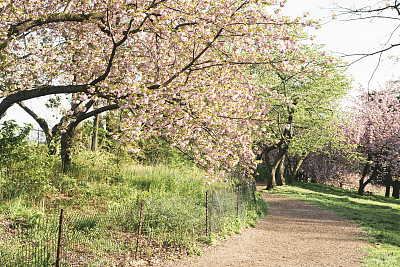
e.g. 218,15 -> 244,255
172,185 -> 369,267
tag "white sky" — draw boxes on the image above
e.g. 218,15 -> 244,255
282,0 -> 400,89
3,0 -> 400,127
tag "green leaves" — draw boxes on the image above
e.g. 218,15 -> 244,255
0,120 -> 32,167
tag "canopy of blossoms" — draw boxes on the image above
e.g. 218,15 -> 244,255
0,0 -> 334,180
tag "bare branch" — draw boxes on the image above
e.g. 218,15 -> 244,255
63,0 -> 74,13
17,101 -> 52,144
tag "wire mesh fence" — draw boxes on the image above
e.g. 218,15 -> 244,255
0,123 -> 47,145
0,183 -> 257,266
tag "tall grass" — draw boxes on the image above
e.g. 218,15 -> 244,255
1,145 -> 267,265
271,182 -> 400,267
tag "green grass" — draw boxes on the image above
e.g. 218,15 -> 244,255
0,146 -> 268,265
269,182 -> 400,266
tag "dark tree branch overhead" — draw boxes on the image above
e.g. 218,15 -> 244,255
8,12 -> 106,37
0,85 -> 89,118
0,12 -> 106,50
75,103 -> 120,124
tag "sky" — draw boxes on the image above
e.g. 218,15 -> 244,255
2,0 -> 400,128
282,0 -> 400,89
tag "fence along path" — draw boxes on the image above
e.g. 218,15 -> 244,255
0,184 -> 257,266
171,189 -> 370,267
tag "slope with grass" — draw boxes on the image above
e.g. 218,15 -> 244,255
272,182 -> 400,267
0,146 -> 268,265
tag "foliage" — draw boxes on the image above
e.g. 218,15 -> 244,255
250,44 -> 351,188
271,182 -> 400,266
0,120 -> 32,170
350,86 -> 400,168
252,44 -> 351,155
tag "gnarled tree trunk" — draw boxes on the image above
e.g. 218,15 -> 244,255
61,131 -> 73,173
358,163 -> 379,196
287,151 -> 309,184
276,154 -> 286,186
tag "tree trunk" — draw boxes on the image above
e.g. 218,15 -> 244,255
358,155 -> 371,196
264,155 -> 275,190
267,165 -> 278,190
91,113 -> 100,151
393,179 -> 400,199
288,151 -> 309,184
385,181 -> 391,197
384,171 -> 392,197
358,164 -> 379,196
276,154 -> 286,186
61,130 -> 74,173
266,149 -> 287,189
358,179 -> 365,196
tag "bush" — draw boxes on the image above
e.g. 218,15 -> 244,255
0,120 -> 32,172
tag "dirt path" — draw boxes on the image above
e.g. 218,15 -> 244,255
169,190 -> 370,267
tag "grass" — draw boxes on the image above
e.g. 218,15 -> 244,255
0,145 -> 268,265
269,182 -> 400,266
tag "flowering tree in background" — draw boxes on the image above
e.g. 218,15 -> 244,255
0,0 -> 333,178
305,84 -> 400,197
347,85 -> 400,196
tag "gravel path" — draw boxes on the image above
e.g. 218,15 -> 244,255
169,189 -> 370,267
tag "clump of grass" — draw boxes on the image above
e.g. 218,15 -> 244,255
271,182 -> 400,266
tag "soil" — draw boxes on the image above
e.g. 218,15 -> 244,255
167,185 -> 370,267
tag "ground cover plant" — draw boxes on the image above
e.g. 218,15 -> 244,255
0,141 -> 268,265
269,182 -> 400,267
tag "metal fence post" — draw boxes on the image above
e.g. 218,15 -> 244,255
55,209 -> 64,267
135,200 -> 145,260
205,190 -> 209,236
252,181 -> 257,204
236,186 -> 240,216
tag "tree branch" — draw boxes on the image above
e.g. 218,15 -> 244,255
0,84 -> 89,118
17,101 -> 52,145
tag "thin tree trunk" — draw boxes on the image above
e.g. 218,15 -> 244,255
91,113 -> 100,151
61,132 -> 72,173
384,170 -> 392,197
393,179 -> 400,199
358,155 -> 372,196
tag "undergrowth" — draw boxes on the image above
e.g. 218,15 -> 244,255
0,142 -> 267,265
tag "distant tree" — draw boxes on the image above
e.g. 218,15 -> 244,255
345,85 -> 400,196
251,44 -> 351,188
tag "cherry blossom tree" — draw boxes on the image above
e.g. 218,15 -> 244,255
348,85 -> 400,196
308,84 -> 400,197
0,0 -> 331,178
